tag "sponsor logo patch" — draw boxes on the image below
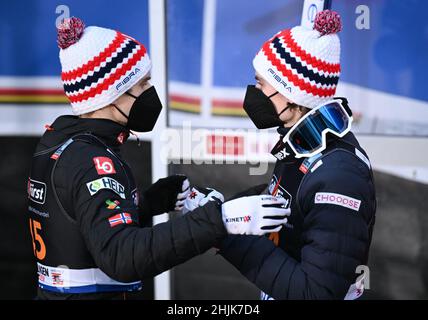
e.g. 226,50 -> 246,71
225,215 -> 251,223
270,138 -> 290,161
355,148 -> 371,168
268,175 -> 292,209
28,206 -> 50,218
274,148 -> 290,160
86,177 -> 126,199
37,264 -> 49,283
311,160 -> 323,172
51,138 -> 74,160
299,153 -> 322,174
131,189 -> 139,207
28,179 -> 47,204
106,199 -> 121,210
117,132 -> 128,145
51,272 -> 64,286
116,67 -> 141,91
93,157 -> 116,175
314,192 -> 361,212
268,67 -> 292,92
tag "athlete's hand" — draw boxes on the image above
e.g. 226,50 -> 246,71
221,195 -> 290,235
141,174 -> 190,216
183,186 -> 225,214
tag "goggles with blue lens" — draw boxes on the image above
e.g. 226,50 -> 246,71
284,98 -> 353,158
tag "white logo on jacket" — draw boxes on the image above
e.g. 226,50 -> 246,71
86,177 -> 126,199
28,179 -> 47,204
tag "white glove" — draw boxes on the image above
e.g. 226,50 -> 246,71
174,178 -> 191,211
183,186 -> 225,214
221,195 -> 290,235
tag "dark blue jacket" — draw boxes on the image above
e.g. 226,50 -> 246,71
220,132 -> 376,299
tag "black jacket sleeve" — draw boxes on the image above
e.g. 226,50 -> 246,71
65,143 -> 227,283
219,151 -> 376,299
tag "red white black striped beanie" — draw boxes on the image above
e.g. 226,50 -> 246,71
253,10 -> 342,109
57,17 -> 151,115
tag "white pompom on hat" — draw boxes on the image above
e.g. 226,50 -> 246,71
253,10 -> 342,109
57,17 -> 151,115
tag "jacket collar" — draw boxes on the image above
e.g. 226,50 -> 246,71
48,115 -> 130,149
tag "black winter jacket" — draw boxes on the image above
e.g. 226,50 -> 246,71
29,115 -> 227,299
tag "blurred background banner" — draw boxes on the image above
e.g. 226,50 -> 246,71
0,0 -> 149,135
167,0 -> 428,136
0,0 -> 428,300
1,0 -> 427,135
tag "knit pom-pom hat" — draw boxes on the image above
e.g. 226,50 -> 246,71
253,10 -> 342,109
57,17 -> 151,115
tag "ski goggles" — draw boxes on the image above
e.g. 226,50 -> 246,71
284,98 -> 353,158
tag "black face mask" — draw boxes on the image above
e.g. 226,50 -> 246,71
243,85 -> 289,129
113,86 -> 163,132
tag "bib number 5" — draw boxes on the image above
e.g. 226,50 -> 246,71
29,218 -> 46,260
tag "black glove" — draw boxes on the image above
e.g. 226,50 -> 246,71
140,174 -> 190,217
226,183 -> 268,201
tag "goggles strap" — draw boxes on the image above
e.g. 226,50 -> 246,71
334,97 -> 353,117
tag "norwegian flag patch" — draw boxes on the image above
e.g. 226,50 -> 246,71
108,213 -> 133,227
